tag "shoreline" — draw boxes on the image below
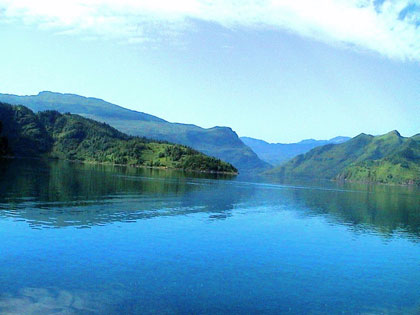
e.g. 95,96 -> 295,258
262,173 -> 420,188
0,155 -> 239,176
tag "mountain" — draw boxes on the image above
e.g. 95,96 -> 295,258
241,136 -> 350,165
267,130 -> 420,185
0,92 -> 269,172
0,102 -> 237,174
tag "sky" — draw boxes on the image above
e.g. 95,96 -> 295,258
0,0 -> 419,143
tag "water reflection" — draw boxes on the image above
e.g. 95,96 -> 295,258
281,182 -> 420,239
0,286 -> 131,314
0,159 -> 246,228
2,160 -> 420,314
2,286 -> 417,315
0,158 -> 236,202
0,159 -> 420,241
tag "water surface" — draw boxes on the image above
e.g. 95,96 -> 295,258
1,159 -> 420,314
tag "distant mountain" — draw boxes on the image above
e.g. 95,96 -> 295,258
0,102 -> 237,174
267,130 -> 420,185
241,136 -> 350,165
0,92 -> 269,172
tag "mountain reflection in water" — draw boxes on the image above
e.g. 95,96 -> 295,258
1,159 -> 420,314
0,159 -> 419,240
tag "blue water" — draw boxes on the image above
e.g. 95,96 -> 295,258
1,159 -> 420,314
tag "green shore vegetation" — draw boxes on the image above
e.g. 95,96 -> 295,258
268,130 -> 420,185
0,102 -> 237,174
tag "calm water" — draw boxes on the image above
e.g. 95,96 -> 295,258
1,159 -> 420,314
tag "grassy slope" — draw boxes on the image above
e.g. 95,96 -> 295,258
0,102 -> 237,174
268,131 -> 420,185
0,92 -> 269,172
97,118 -> 268,172
339,138 -> 420,185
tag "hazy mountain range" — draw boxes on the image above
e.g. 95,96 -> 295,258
241,136 -> 350,166
268,130 -> 420,185
0,92 -> 269,172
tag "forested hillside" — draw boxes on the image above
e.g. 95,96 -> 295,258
0,102 -> 237,174
268,131 -> 420,185
0,92 -> 269,172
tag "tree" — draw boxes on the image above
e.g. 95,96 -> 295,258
0,121 -> 8,156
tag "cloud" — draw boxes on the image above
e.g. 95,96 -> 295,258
0,0 -> 419,61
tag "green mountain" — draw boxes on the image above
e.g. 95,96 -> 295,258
241,136 -> 350,165
0,102 -> 237,174
268,130 -> 420,185
0,91 -> 269,172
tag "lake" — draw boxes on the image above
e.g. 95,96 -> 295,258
1,159 -> 420,314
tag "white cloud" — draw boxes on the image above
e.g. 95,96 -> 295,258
0,0 -> 419,61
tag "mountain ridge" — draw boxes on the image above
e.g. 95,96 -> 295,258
267,130 -> 420,185
0,91 -> 269,172
241,135 -> 350,166
0,102 -> 237,174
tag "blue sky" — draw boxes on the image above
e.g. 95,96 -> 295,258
0,0 -> 419,143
